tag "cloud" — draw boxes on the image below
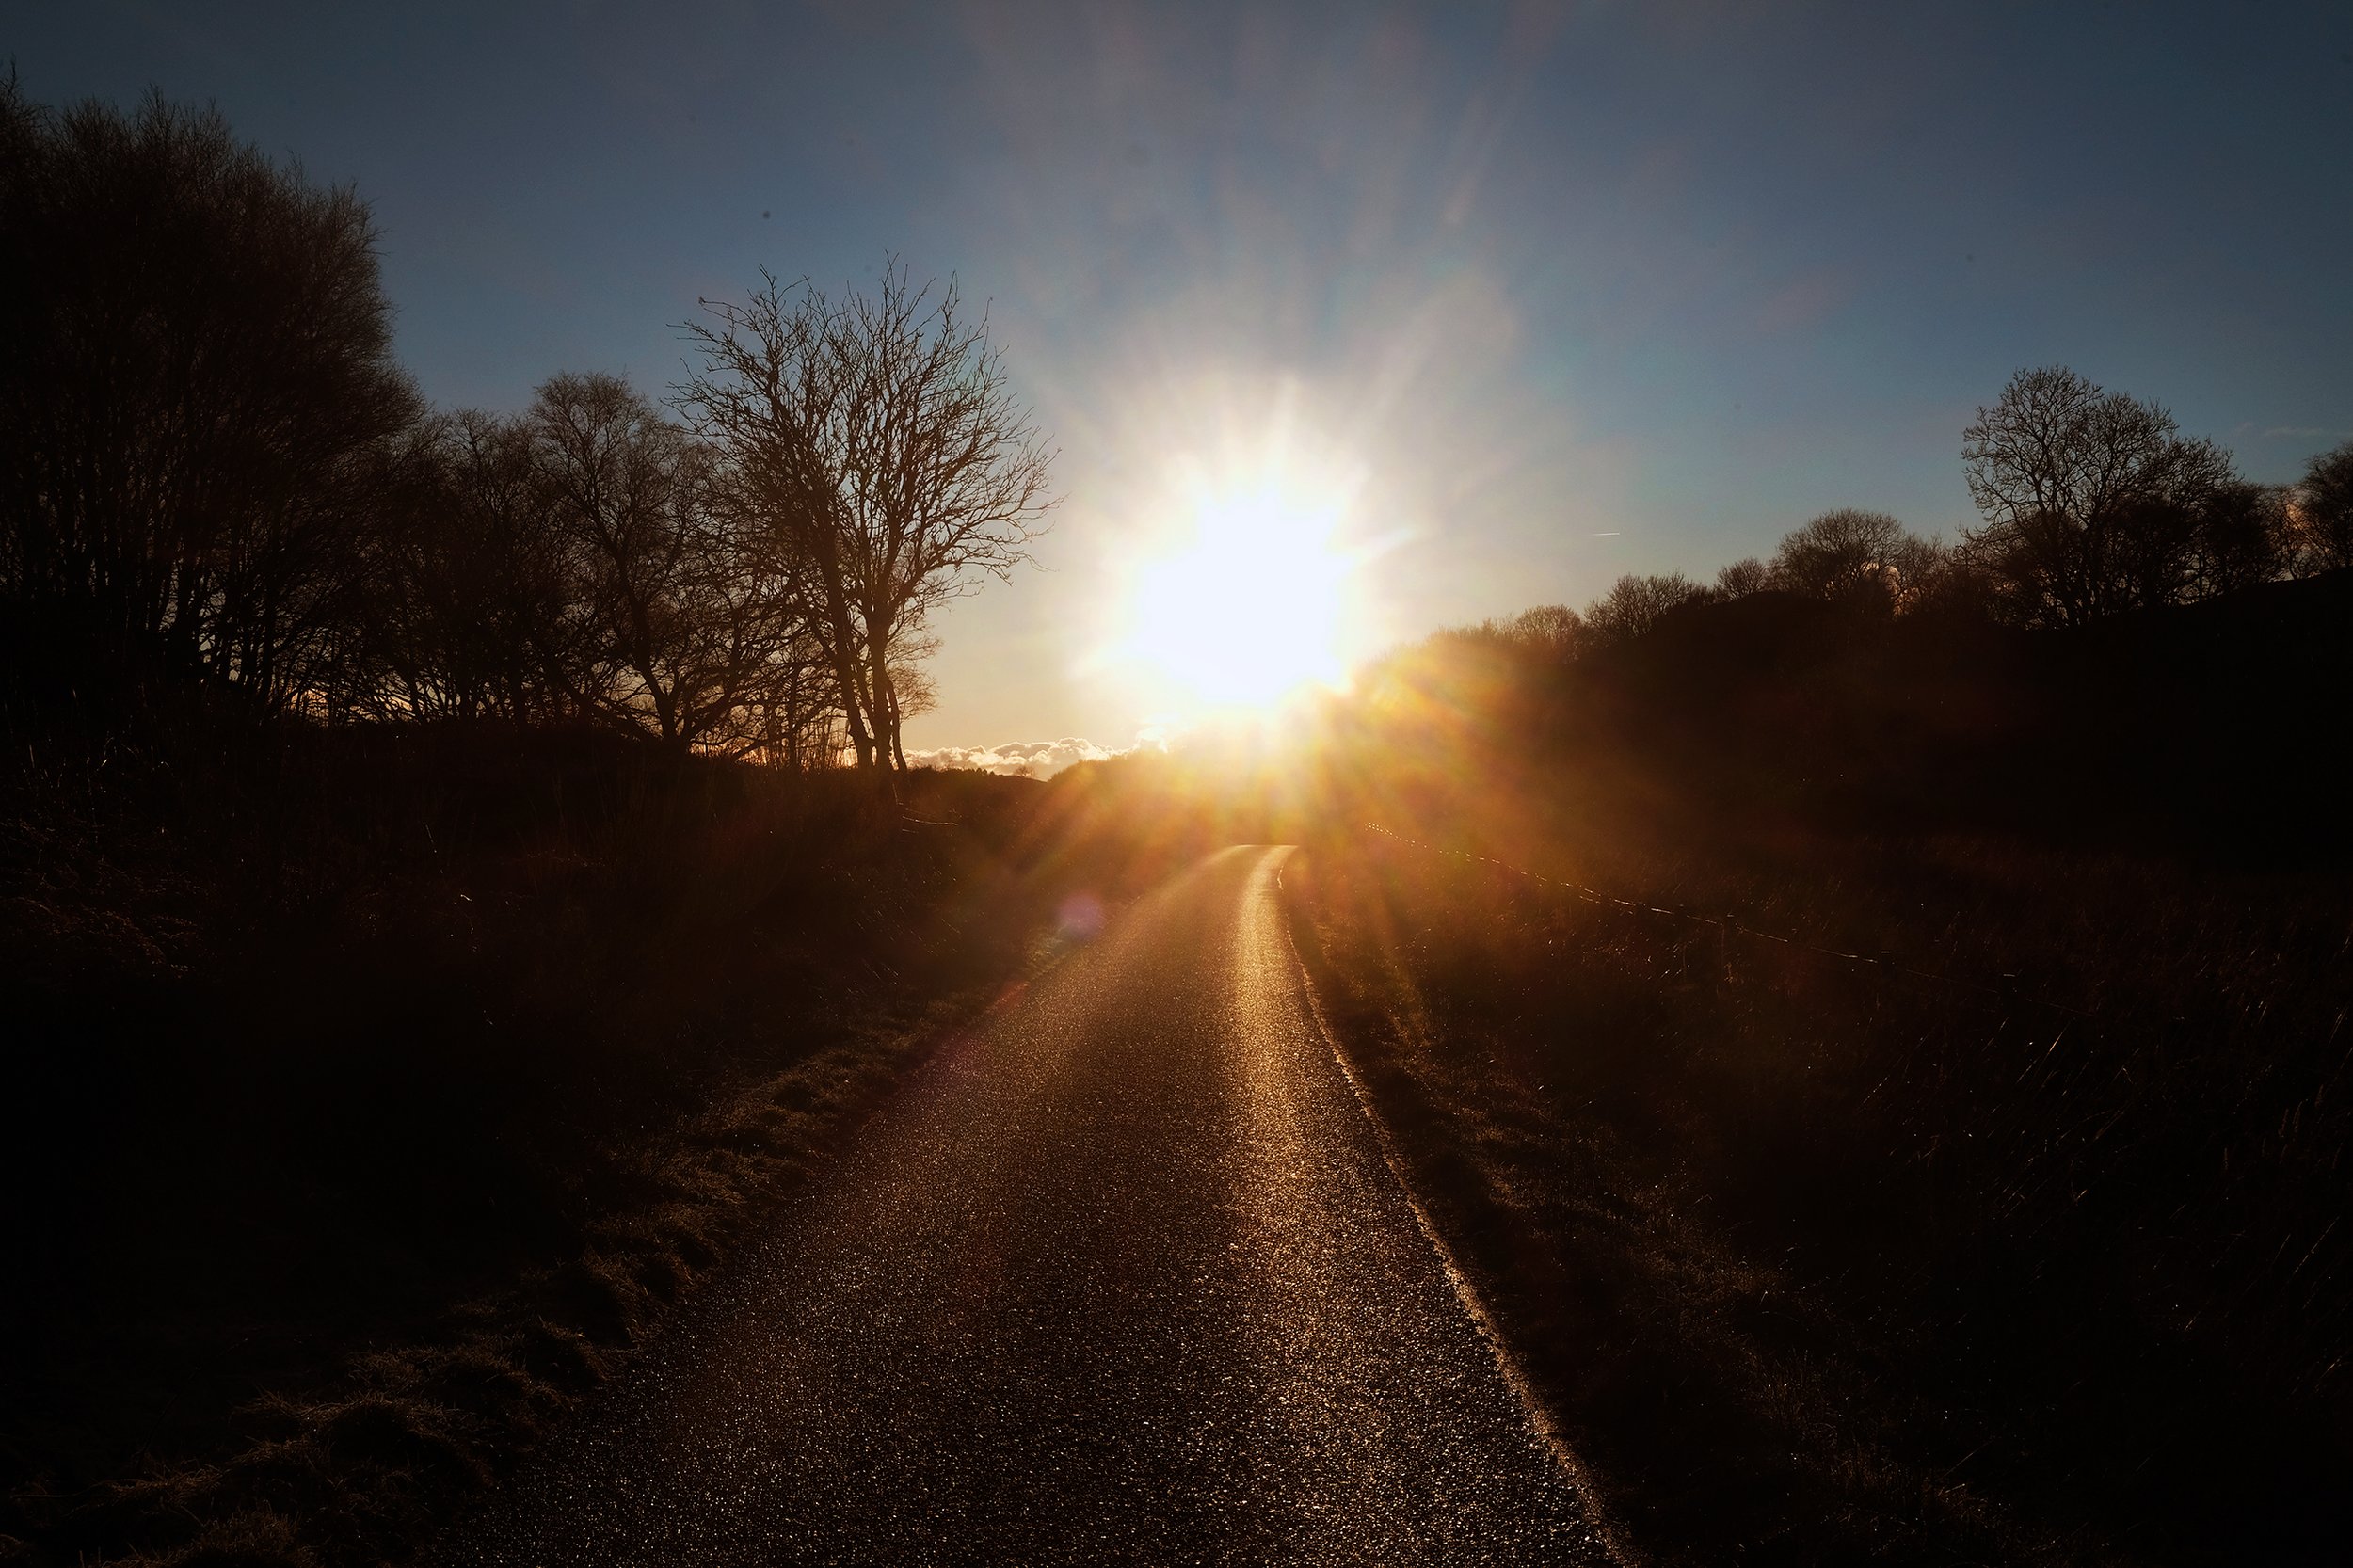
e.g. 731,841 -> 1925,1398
906,736 -> 1126,779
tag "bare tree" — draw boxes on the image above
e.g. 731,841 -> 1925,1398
350,410 -> 578,723
1960,366 -> 2239,626
2180,480 -> 2285,600
678,263 -> 1055,782
533,373 -> 804,752
741,627 -> 844,770
1504,603 -> 1584,662
1769,509 -> 1946,611
883,631 -> 940,772
2288,440 -> 2353,575
1442,604 -> 1583,665
1582,572 -> 1711,649
1715,557 -> 1771,598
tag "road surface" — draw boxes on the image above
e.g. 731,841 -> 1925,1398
443,846 -> 1609,1565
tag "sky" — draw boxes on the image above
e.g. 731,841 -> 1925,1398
11,1 -> 2352,754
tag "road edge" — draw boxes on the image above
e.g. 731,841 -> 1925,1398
1273,850 -> 1643,1568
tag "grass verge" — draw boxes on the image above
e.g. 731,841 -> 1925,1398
2,726 -> 1064,1566
1282,828 -> 2351,1567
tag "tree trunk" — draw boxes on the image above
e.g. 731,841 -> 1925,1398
866,612 -> 905,776
834,630 -> 876,769
808,530 -> 876,769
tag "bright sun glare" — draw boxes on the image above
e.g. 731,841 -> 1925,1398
1115,464 -> 1359,713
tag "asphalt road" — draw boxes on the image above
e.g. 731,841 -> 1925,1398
444,845 -> 1609,1566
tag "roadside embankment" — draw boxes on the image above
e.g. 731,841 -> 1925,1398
2,727 -> 1067,1567
1283,828 -> 2353,1567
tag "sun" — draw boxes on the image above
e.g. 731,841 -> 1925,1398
1113,463 -> 1360,713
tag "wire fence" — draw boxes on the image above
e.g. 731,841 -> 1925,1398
1361,821 -> 2096,1019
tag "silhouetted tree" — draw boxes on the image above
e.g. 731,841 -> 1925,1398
1512,604 -> 1583,660
2178,480 -> 2286,601
2292,440 -> 2353,574
534,373 -> 805,752
1481,604 -> 1583,662
742,627 -> 843,769
678,263 -> 1055,781
1442,604 -> 1584,667
883,630 -> 939,772
354,411 -> 578,722
0,80 -> 419,717
1960,366 -> 2239,626
1583,572 -> 1710,649
1769,509 -> 1945,611
1715,558 -> 1771,598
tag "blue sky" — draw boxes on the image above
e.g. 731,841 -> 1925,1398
12,1 -> 2351,749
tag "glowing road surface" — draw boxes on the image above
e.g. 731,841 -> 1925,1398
445,846 -> 1609,1565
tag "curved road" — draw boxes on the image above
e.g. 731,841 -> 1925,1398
445,846 -> 1609,1565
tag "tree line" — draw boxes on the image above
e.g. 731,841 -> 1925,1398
1476,368 -> 2351,660
0,81 -> 1053,775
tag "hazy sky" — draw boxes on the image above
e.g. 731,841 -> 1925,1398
13,1 -> 2351,750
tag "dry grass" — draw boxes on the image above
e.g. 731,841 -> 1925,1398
1,725 -> 1065,1566
1286,824 -> 2353,1566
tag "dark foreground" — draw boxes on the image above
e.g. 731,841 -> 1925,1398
1286,827 -> 2353,1566
1,736 -> 1053,1565
441,846 -> 1608,1566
